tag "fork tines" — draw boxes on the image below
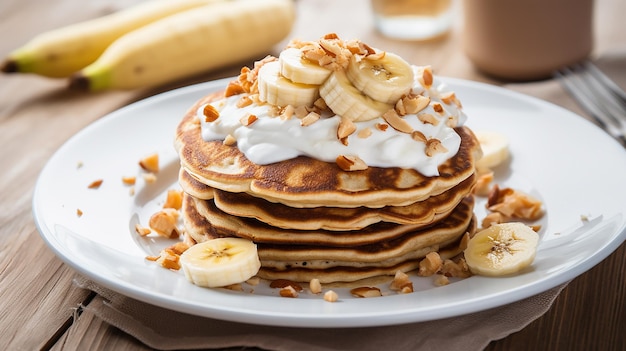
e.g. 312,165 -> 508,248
554,60 -> 626,147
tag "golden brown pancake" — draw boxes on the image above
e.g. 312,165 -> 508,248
174,92 -> 482,208
181,192 -> 475,283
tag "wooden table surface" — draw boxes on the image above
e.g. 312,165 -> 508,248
1,0 -> 624,350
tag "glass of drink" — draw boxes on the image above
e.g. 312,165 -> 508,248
371,0 -> 453,41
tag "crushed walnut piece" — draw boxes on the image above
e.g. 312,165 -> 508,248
301,111 -> 321,126
163,189 -> 183,210
425,138 -> 448,156
87,179 -> 103,189
324,290 -> 339,302
135,223 -> 152,236
223,134 -> 236,146
149,208 -> 180,239
337,117 -> 356,144
240,113 -> 258,126
336,154 -> 368,171
279,285 -> 299,298
139,153 -> 159,173
309,278 -> 322,294
382,109 -> 413,134
76,209 -> 83,217
389,271 -> 414,293
121,176 -> 136,186
417,252 -> 443,277
416,66 -> 433,89
350,286 -> 382,298
487,185 -> 543,220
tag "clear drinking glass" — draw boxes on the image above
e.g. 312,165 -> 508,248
371,0 -> 453,41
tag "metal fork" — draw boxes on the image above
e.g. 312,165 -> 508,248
554,60 -> 626,147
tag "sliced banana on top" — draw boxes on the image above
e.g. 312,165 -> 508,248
279,47 -> 332,85
180,237 -> 261,288
319,69 -> 393,122
346,52 -> 414,105
474,130 -> 510,169
464,222 -> 539,277
257,60 -> 320,107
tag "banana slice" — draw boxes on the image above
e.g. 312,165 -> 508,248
474,130 -> 510,169
464,222 -> 539,276
346,52 -> 414,104
180,237 -> 261,288
319,69 -> 393,121
257,60 -> 319,107
279,47 -> 332,85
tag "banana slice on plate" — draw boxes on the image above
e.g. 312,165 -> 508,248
474,130 -> 510,169
464,222 -> 539,276
346,52 -> 414,104
180,237 -> 261,288
319,69 -> 392,121
257,60 -> 320,107
279,47 -> 332,85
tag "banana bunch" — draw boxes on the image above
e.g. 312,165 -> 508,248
257,43 -> 414,121
180,237 -> 261,288
464,222 -> 539,276
2,0 -> 295,90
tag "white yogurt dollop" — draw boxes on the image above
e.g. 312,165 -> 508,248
199,70 -> 466,177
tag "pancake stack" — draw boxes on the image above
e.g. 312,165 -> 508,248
173,37 -> 482,284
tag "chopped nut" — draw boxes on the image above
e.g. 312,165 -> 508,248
149,209 -> 180,239
167,242 -> 189,255
236,95 -> 253,108
313,97 -> 328,110
440,258 -> 472,278
135,223 -> 152,236
433,274 -> 450,286
203,104 -> 220,122
411,130 -> 427,143
382,109 -> 413,134
223,134 -> 237,146
122,176 -> 136,185
163,189 -> 183,210
279,285 -> 299,298
417,252 -> 443,276
324,290 -> 339,302
280,105 -> 295,120
350,286 -> 382,298
139,153 -> 159,173
76,209 -> 83,217
156,249 -> 181,270
425,138 -> 448,156
270,279 -> 303,292
389,271 -> 413,293
337,117 -> 356,144
357,128 -> 372,138
336,154 -> 368,171
481,211 -> 508,228
301,111 -> 321,126
418,113 -> 439,126
441,91 -> 462,108
145,255 -> 160,262
87,179 -> 103,189
240,113 -> 258,126
487,186 -> 544,220
309,278 -> 322,294
225,81 -> 246,97
417,66 -> 433,89
142,173 -> 157,184
375,123 -> 389,131
400,94 -> 430,115
432,103 -> 444,114
294,105 -> 309,119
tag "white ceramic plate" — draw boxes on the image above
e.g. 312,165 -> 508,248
33,78 -> 626,328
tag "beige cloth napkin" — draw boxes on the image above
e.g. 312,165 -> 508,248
75,276 -> 566,351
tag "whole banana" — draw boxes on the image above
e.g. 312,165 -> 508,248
1,0 -> 221,78
69,0 -> 295,91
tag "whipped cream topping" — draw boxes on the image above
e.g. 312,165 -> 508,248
199,67 -> 466,177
